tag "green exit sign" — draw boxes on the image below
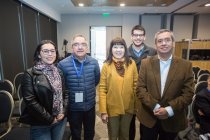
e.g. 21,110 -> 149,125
102,13 -> 110,17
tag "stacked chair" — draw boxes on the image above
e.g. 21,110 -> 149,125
192,66 -> 201,83
0,90 -> 14,139
12,72 -> 24,117
0,80 -> 14,96
0,73 -> 30,139
197,73 -> 210,83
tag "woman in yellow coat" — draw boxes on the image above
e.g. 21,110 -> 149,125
99,37 -> 138,140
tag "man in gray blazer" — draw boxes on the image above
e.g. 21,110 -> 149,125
136,29 -> 194,140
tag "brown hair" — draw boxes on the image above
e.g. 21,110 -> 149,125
105,37 -> 131,66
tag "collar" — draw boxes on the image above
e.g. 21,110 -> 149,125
72,54 -> 86,63
132,44 -> 144,52
158,55 -> 172,61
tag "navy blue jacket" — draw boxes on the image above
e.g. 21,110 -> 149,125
58,55 -> 100,111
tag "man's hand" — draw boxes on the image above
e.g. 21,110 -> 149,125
154,107 -> 169,120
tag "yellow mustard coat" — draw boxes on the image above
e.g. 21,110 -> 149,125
99,59 -> 138,117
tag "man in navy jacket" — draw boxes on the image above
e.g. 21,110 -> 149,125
58,34 -> 100,140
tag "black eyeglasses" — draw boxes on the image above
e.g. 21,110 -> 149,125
132,33 -> 145,38
41,49 -> 56,55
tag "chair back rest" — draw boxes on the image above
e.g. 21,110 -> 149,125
0,79 -> 14,96
17,84 -> 23,100
191,95 -> 200,123
194,81 -> 208,94
192,66 -> 200,80
19,98 -> 26,116
13,72 -> 24,98
197,73 -> 210,83
197,69 -> 210,78
0,90 -> 14,123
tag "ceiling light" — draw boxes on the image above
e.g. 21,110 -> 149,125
120,3 -> 125,7
205,3 -> 210,7
78,3 -> 84,7
161,3 -> 166,6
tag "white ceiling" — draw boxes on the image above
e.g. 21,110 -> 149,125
39,0 -> 210,14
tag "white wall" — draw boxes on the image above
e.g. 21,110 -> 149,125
142,15 -> 162,48
122,14 -> 139,45
57,14 -> 139,55
57,13 -> 210,56
173,15 -> 194,41
197,14 -> 210,39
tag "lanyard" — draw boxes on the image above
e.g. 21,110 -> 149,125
72,57 -> 84,77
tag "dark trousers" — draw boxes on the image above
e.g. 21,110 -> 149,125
68,107 -> 96,140
129,115 -> 136,140
140,122 -> 177,140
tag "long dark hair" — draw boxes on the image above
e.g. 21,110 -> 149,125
105,37 -> 131,66
33,40 -> 59,64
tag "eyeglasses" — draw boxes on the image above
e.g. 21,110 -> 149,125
156,38 -> 172,44
132,34 -> 145,38
72,43 -> 87,48
113,45 -> 124,49
41,49 -> 56,55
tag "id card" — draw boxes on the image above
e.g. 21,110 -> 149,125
75,92 -> 83,102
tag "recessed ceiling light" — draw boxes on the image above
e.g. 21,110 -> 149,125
161,3 -> 166,6
120,3 -> 125,7
78,3 -> 84,7
205,3 -> 210,7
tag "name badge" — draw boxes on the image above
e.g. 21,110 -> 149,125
75,92 -> 83,102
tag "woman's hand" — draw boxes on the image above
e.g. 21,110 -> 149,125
52,117 -> 58,124
56,113 -> 65,121
101,113 -> 108,124
198,109 -> 205,116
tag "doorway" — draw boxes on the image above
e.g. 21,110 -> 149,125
90,26 -> 122,70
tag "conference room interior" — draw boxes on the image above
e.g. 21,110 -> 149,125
1,0 -> 210,139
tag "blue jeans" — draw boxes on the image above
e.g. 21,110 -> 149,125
30,117 -> 67,140
68,107 -> 95,140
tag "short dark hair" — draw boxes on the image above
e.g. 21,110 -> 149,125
131,25 -> 146,35
154,29 -> 175,44
105,37 -> 131,66
33,40 -> 59,64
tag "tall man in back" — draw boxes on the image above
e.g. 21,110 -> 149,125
136,29 -> 194,140
128,25 -> 156,140
58,34 -> 100,140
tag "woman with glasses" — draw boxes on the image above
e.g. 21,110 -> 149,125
19,40 -> 69,140
99,37 -> 138,140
